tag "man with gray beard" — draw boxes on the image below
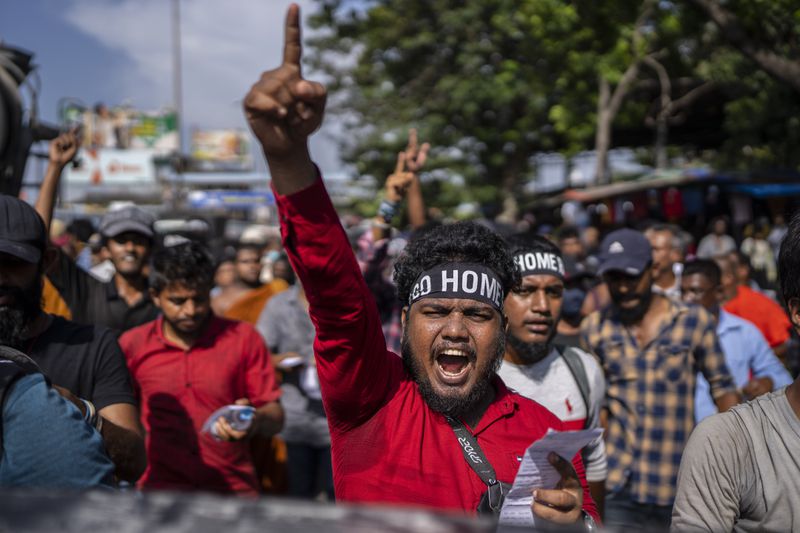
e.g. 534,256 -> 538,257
498,234 -> 608,516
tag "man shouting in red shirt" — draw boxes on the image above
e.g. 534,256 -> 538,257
119,242 -> 284,494
242,4 -> 598,526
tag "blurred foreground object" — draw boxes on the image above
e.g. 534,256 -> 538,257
0,44 -> 60,196
0,490 -> 496,533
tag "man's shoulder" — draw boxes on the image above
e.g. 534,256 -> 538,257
719,310 -> 759,335
46,314 -> 104,335
118,319 -> 160,351
580,310 -> 604,335
688,401 -> 756,463
563,346 -> 602,377
674,299 -> 715,328
507,388 -> 562,427
214,315 -> 259,334
210,316 -> 265,346
38,315 -> 117,352
698,389 -> 786,441
263,285 -> 295,310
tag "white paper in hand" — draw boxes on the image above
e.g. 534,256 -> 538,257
498,428 -> 603,528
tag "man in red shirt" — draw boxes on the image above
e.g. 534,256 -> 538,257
241,5 -> 598,526
715,254 -> 791,359
119,242 -> 283,494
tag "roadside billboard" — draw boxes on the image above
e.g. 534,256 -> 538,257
64,148 -> 157,185
190,129 -> 253,171
60,103 -> 178,155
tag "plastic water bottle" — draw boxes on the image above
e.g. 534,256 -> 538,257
201,405 -> 255,439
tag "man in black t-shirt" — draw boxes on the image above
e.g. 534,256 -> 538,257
45,206 -> 160,334
28,316 -> 137,419
1,188 -> 146,483
35,131 -> 159,334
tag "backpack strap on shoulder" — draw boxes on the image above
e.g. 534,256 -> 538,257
556,345 -> 591,429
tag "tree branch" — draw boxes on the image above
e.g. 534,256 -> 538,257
642,56 -> 672,116
687,0 -> 800,92
667,80 -> 716,115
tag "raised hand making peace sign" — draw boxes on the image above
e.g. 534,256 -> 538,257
244,4 -> 326,193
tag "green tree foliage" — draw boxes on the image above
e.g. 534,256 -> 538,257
308,0 -> 648,211
684,0 -> 800,170
306,0 -> 800,214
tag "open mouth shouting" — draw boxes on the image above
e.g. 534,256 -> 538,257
434,346 -> 476,386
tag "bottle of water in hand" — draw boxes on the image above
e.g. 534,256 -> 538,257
201,405 -> 256,439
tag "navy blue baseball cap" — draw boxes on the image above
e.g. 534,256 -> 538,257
597,229 -> 652,276
0,195 -> 46,264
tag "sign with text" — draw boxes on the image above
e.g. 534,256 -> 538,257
64,148 -> 157,186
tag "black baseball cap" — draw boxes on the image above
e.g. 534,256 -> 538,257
0,195 -> 47,264
597,229 -> 652,276
99,206 -> 155,239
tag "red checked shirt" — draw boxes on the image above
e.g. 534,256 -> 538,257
119,315 -> 281,494
275,176 -> 599,521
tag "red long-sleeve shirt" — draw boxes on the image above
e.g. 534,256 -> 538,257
275,176 -> 598,520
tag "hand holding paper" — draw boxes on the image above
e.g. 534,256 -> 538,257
498,428 -> 603,528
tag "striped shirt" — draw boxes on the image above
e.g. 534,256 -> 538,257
580,299 -> 736,506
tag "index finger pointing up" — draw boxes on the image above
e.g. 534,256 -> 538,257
394,152 -> 406,174
283,3 -> 302,69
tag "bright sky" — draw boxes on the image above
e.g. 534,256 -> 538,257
0,0 -> 341,174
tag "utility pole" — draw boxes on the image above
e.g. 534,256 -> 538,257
171,0 -> 185,207
172,0 -> 184,154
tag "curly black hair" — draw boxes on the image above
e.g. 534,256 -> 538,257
393,221 -> 519,306
149,241 -> 216,293
505,232 -> 561,258
683,259 -> 722,287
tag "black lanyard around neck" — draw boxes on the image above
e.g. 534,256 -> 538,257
445,416 -> 505,512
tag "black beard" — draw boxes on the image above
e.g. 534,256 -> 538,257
401,328 -> 505,420
613,289 -> 653,325
0,280 -> 43,349
506,332 -> 552,364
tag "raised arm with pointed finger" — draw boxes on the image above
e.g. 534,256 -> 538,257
244,3 -> 393,434
243,9 -> 598,521
35,130 -> 80,231
244,4 -> 326,196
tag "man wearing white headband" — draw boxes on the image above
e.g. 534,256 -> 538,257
499,234 -> 608,517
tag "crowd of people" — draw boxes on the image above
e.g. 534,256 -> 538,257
1,5 -> 799,532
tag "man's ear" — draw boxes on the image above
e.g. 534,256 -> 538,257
787,298 -> 800,332
714,283 -> 725,303
149,288 -> 162,309
401,306 -> 409,330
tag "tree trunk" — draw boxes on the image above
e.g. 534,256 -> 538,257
496,154 -> 525,224
654,114 -> 668,170
594,78 -> 612,185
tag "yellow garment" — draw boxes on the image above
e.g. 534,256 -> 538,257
223,279 -> 289,325
42,277 -> 72,320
